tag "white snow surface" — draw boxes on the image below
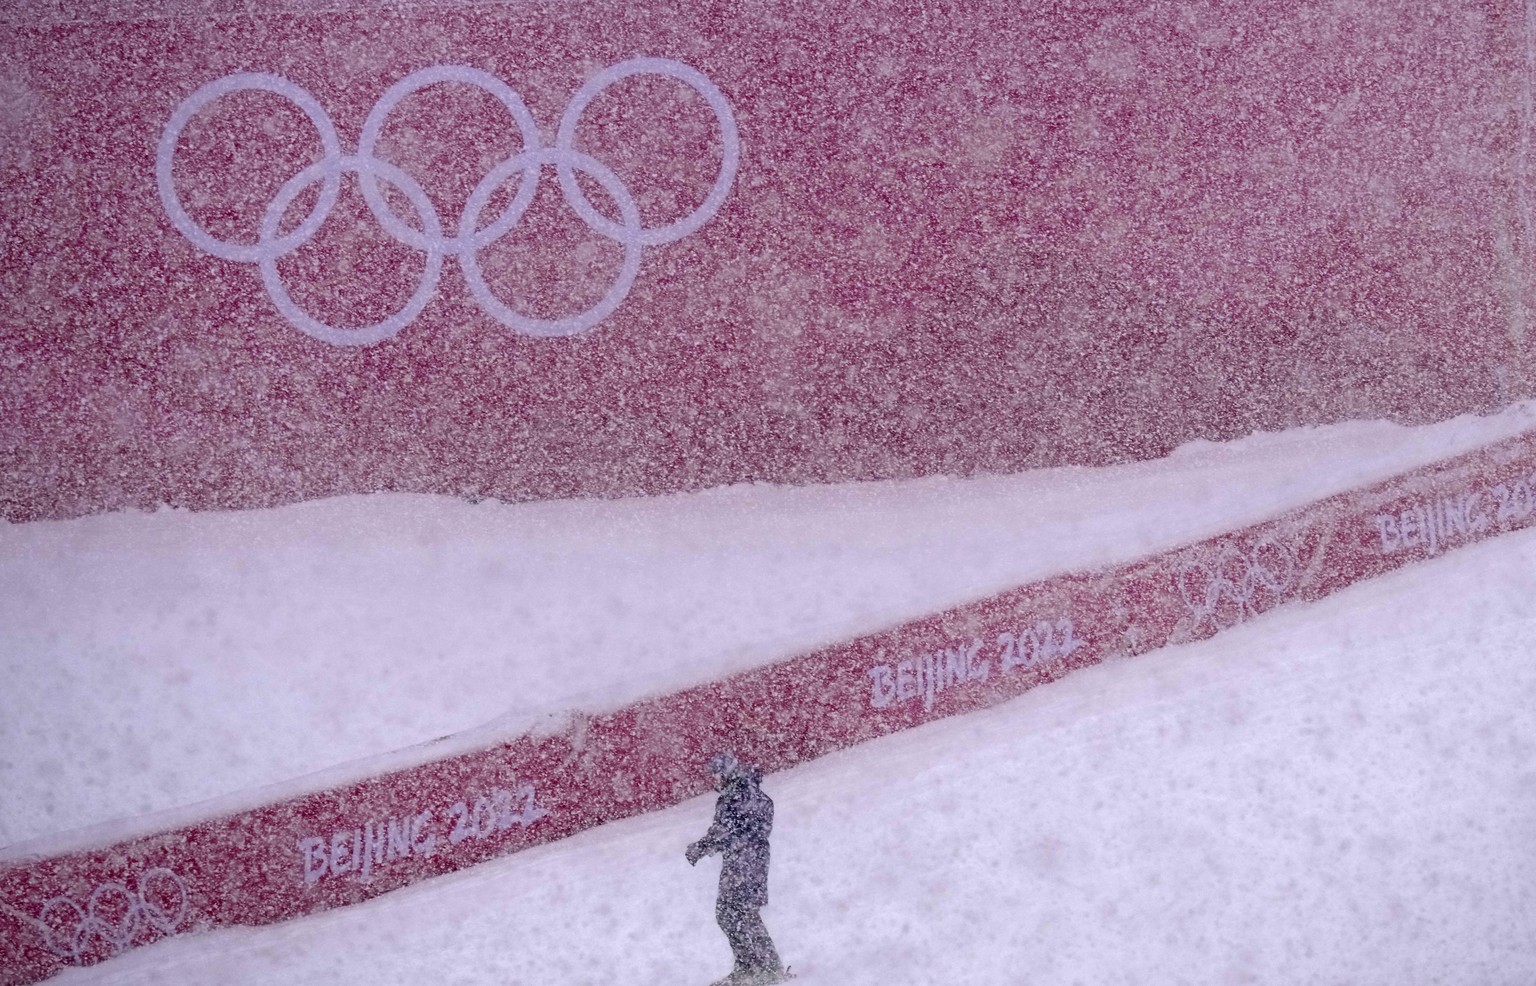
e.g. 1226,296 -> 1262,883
5,404 -> 1536,854
21,408 -> 1536,984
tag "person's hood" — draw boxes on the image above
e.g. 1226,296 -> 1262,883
724,766 -> 762,788
710,751 -> 760,784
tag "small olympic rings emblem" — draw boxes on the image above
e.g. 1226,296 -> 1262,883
30,868 -> 188,965
1176,537 -> 1298,629
155,58 -> 739,346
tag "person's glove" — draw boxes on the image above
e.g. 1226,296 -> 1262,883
685,842 -> 704,866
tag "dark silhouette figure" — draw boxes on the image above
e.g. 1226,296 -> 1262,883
686,752 -> 788,986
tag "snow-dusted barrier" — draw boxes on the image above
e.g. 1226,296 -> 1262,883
5,432 -> 1536,983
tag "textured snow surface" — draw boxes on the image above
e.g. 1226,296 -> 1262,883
5,404 -> 1536,851
40,425 -> 1536,985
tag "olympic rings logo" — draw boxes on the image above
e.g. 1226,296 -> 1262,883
1176,538 -> 1298,629
26,868 -> 188,965
156,58 -> 739,346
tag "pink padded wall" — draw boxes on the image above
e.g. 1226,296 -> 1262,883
3,0 -> 1531,520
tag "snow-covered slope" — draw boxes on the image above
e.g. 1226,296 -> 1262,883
4,405 -> 1536,851
49,498 -> 1536,985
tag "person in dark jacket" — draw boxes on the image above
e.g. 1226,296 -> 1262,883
685,752 -> 788,985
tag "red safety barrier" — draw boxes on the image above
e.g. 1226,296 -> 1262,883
1,0 -> 1530,522
4,428 -> 1536,984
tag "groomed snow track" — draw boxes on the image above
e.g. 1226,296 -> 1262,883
6,429 -> 1536,984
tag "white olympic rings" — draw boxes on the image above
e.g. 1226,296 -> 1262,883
1176,538 -> 1297,629
34,868 -> 188,965
156,58 -> 739,346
